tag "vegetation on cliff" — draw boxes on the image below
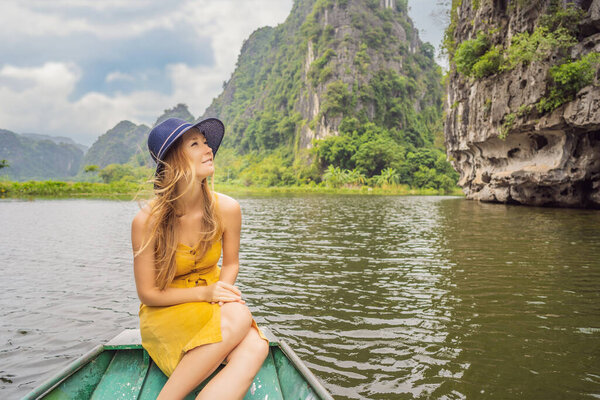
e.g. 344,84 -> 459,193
446,1 -> 600,122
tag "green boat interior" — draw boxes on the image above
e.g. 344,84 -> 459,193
24,329 -> 332,400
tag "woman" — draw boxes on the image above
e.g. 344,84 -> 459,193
131,117 -> 269,399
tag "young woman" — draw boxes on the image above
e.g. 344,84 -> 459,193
131,117 -> 269,399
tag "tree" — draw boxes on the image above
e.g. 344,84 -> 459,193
0,160 -> 9,169
84,164 -> 99,173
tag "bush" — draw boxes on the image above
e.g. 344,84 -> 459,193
352,137 -> 404,176
471,45 -> 503,78
454,31 -> 490,77
503,26 -> 576,71
537,52 -> 600,113
320,80 -> 353,118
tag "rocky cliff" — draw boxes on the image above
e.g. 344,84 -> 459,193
445,0 -> 600,208
201,0 -> 443,155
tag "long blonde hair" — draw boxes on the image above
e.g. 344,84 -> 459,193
136,130 -> 223,290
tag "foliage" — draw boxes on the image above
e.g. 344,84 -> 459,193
354,43 -> 371,74
500,112 -> 516,140
454,31 -> 491,77
320,80 -> 354,119
537,52 -> 600,113
314,120 -> 458,191
0,180 -> 148,198
353,136 -> 404,176
309,49 -> 337,86
238,149 -> 296,186
0,159 -> 9,169
471,45 -> 503,78
84,165 -> 99,173
503,27 -> 576,71
539,3 -> 586,36
450,3 -> 584,80
98,163 -> 152,184
442,0 -> 463,59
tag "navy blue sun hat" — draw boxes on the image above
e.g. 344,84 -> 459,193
148,117 -> 225,175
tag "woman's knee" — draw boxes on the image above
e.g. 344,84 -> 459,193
254,334 -> 269,362
226,329 -> 269,366
242,329 -> 269,361
220,302 -> 252,341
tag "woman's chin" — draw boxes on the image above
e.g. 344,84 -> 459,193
196,168 -> 214,181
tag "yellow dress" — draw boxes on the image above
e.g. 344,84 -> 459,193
139,215 -> 268,377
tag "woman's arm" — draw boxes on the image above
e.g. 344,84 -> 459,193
132,208 -> 241,307
218,194 -> 242,286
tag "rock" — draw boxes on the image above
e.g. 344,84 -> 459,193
445,0 -> 600,208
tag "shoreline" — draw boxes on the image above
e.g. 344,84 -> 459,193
0,180 -> 464,199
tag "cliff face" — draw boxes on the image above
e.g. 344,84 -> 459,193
445,0 -> 600,208
201,0 -> 442,154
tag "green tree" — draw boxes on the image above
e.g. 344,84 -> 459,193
99,164 -> 135,183
84,164 -> 99,173
0,160 -> 9,169
352,137 -> 403,176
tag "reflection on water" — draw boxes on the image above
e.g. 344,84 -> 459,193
434,200 -> 600,399
0,196 -> 599,399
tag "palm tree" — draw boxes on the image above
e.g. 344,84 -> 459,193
375,167 -> 399,186
346,168 -> 367,186
323,165 -> 349,187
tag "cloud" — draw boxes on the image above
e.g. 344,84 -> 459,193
105,71 -> 135,83
0,0 -> 292,145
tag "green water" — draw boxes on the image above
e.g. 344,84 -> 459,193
1,196 -> 598,399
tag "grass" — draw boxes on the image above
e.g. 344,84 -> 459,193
0,180 -> 464,199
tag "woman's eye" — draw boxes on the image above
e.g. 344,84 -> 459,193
191,142 -> 197,146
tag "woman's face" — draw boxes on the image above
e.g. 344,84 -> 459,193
180,128 -> 214,180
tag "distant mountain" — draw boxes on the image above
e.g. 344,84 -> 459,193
0,129 -> 84,181
83,104 -> 196,170
82,121 -> 150,169
153,103 -> 195,126
21,133 -> 88,154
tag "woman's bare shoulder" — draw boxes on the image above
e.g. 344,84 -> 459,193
215,192 -> 240,215
132,201 -> 154,231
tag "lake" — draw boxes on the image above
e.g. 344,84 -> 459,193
1,196 -> 599,399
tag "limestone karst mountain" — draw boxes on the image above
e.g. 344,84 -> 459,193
444,0 -> 600,208
82,121 -> 150,169
200,0 -> 444,155
0,129 -> 84,180
83,104 -> 195,170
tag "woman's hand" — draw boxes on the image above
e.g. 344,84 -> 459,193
204,281 -> 245,306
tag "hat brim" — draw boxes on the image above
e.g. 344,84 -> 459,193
155,117 -> 225,176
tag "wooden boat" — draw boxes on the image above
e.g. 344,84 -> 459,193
23,328 -> 333,400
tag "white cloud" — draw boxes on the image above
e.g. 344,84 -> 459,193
0,1 -> 292,145
0,62 -> 167,144
105,71 -> 135,83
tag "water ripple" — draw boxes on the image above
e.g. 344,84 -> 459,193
1,196 -> 599,399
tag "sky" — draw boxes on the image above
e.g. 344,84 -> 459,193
0,0 -> 447,146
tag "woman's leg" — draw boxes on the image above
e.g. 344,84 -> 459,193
195,326 -> 269,400
156,302 -> 253,400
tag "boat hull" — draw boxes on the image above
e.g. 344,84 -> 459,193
24,329 -> 332,400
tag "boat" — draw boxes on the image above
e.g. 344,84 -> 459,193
23,328 -> 333,400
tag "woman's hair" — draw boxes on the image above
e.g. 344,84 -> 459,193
135,129 -> 223,290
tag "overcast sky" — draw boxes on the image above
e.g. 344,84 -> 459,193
0,0 -> 447,146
